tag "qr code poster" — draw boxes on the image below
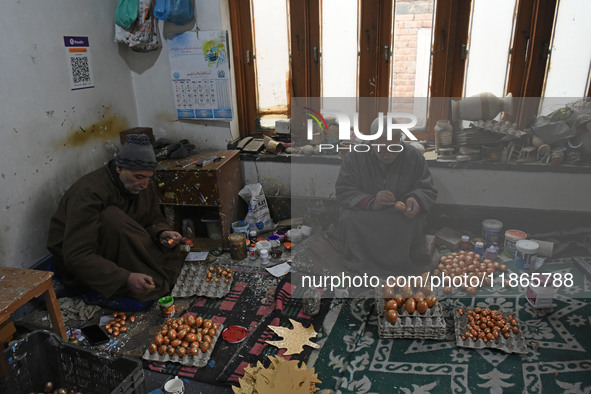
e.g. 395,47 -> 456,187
64,36 -> 95,90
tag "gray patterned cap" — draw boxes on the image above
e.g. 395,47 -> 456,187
115,134 -> 157,170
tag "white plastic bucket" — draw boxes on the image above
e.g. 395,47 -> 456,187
231,220 -> 249,234
482,219 -> 503,245
504,229 -> 527,257
515,240 -> 539,271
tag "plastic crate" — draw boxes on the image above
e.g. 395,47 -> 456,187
1,330 -> 146,394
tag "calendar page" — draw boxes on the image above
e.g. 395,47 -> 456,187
167,31 -> 233,120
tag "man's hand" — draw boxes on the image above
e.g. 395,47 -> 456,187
404,196 -> 421,218
373,190 -> 396,210
160,230 -> 182,248
127,273 -> 155,295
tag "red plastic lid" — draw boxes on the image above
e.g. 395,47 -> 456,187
222,325 -> 248,343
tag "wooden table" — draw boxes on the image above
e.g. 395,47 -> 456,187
0,268 -> 66,339
154,150 -> 243,248
0,268 -> 66,378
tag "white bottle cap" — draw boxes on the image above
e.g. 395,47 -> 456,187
461,235 -> 469,242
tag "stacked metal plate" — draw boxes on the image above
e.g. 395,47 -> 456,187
171,263 -> 234,298
453,309 -> 528,354
142,323 -> 224,367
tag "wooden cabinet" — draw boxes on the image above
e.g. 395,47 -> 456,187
154,150 -> 243,248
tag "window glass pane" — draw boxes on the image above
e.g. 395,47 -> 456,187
252,0 -> 290,114
322,0 -> 359,113
463,0 -> 516,98
389,0 -> 436,128
540,0 -> 591,115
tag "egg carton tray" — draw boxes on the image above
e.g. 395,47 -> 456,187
171,263 -> 233,298
471,120 -> 527,138
453,309 -> 527,354
377,314 -> 446,340
142,323 -> 224,367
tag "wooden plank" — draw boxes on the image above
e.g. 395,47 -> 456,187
0,268 -> 66,341
229,0 -> 258,137
0,268 -> 53,316
42,282 -> 67,340
289,0 -> 321,101
428,0 -> 471,142
358,0 -> 393,133
508,0 -> 557,128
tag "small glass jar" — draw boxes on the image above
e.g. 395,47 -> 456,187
302,287 -> 321,316
460,235 -> 470,251
474,241 -> 485,256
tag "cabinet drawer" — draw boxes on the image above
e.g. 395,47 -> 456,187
154,170 -> 219,206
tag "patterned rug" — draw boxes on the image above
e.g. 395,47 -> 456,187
145,268 -> 331,386
314,262 -> 591,393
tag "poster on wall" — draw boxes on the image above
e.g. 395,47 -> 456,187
167,30 -> 233,120
64,36 -> 95,91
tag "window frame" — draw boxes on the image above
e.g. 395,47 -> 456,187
229,0 -> 585,140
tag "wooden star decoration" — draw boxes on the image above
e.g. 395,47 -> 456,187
232,356 -> 324,394
264,319 -> 320,356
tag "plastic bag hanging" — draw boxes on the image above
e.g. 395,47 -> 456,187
115,0 -> 140,29
114,0 -> 161,52
154,0 -> 194,25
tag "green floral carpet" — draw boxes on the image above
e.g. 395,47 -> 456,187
314,262 -> 591,393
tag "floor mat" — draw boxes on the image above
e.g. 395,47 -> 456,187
313,262 -> 591,393
144,267 -> 331,386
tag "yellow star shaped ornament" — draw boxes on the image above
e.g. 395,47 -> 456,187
265,319 -> 320,356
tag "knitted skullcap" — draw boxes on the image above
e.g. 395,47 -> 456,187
115,134 -> 157,170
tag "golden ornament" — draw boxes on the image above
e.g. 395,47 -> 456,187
232,356 -> 324,394
265,319 -> 320,356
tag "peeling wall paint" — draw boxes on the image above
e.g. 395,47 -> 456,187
0,0 -> 138,268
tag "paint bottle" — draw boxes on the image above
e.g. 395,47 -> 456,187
260,249 -> 270,265
460,235 -> 470,251
484,244 -> 498,261
474,241 -> 485,256
249,230 -> 258,243
248,243 -> 257,260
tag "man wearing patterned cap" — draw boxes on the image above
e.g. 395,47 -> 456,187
48,134 -> 183,304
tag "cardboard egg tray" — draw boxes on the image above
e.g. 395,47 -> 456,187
171,263 -> 233,298
377,313 -> 447,340
453,309 -> 527,354
142,323 -> 224,367
471,120 -> 527,138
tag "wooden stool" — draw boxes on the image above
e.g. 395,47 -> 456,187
0,268 -> 67,378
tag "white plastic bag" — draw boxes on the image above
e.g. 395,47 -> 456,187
238,183 -> 274,232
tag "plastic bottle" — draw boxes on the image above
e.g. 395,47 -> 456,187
484,244 -> 498,261
474,241 -> 485,256
460,235 -> 470,251
248,243 -> 257,260
260,249 -> 270,265
249,230 -> 258,243
246,205 -> 257,232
